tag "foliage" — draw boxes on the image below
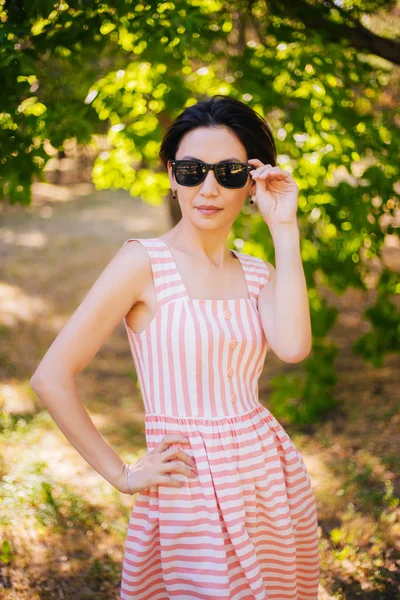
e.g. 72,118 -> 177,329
1,0 -> 399,422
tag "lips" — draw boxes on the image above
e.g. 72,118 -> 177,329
196,206 -> 221,210
196,207 -> 222,215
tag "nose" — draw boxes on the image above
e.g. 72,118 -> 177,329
199,167 -> 219,192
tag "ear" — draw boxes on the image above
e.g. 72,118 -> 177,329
248,179 -> 256,196
167,160 -> 175,187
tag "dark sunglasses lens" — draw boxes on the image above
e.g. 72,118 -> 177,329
174,161 -> 204,185
174,161 -> 249,188
216,163 -> 248,188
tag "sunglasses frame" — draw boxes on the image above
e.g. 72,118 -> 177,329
170,159 -> 256,189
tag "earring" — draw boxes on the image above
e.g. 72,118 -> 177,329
249,194 -> 256,204
171,189 -> 177,199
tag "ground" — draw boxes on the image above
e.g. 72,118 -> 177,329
0,182 -> 399,599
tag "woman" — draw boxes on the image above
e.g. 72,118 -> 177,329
31,95 -> 320,599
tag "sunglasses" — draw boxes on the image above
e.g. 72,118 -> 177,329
170,159 -> 256,189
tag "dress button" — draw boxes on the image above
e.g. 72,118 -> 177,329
227,367 -> 234,377
224,309 -> 231,319
229,339 -> 238,349
231,393 -> 237,403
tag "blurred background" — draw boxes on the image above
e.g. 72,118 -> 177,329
0,1 -> 399,598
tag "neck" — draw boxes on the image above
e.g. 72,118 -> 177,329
165,220 -> 233,267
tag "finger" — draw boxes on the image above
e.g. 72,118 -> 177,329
250,164 -> 274,177
252,168 -> 290,180
162,435 -> 189,444
161,446 -> 179,461
180,449 -> 196,467
160,460 -> 196,478
251,164 -> 275,174
257,171 -> 289,179
161,447 -> 195,471
157,435 -> 189,452
260,166 -> 288,174
158,475 -> 183,488
162,446 -> 188,463
247,158 -> 264,166
159,460 -> 180,473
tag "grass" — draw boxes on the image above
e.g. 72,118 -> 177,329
0,185 -> 399,599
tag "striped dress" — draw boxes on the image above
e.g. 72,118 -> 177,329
120,237 -> 320,600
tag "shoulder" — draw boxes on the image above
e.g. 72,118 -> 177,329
259,258 -> 275,280
121,238 -> 155,264
240,252 -> 275,284
118,238 -> 154,295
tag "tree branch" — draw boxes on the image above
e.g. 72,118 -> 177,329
272,0 -> 400,65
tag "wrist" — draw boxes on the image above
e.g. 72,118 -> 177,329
113,460 -> 129,494
270,221 -> 299,241
125,463 -> 134,495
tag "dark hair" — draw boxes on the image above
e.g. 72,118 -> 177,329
159,94 -> 277,169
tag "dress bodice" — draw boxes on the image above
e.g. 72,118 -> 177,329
123,237 -> 270,418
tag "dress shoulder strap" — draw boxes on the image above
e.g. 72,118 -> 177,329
231,252 -> 270,300
122,237 -> 187,307
254,256 -> 270,289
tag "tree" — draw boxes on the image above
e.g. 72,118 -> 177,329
1,0 -> 399,422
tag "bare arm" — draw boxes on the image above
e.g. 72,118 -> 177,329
30,240 -> 150,492
258,224 -> 312,363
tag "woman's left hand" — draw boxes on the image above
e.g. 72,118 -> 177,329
247,158 -> 299,232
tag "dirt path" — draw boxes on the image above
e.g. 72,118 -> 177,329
0,184 -> 399,599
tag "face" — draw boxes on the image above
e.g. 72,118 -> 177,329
167,126 -> 256,228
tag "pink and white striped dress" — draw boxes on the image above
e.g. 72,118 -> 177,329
120,237 -> 320,600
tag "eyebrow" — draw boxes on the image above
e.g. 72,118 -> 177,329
180,155 -> 243,162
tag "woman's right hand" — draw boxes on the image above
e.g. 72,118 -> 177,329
117,434 -> 198,495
